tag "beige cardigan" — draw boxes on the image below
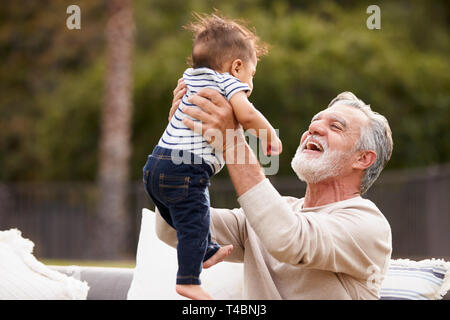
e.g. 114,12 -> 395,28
155,178 -> 392,299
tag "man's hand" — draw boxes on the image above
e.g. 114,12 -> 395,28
169,78 -> 187,122
177,87 -> 265,196
182,88 -> 244,153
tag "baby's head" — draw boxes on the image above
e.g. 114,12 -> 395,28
185,12 -> 268,95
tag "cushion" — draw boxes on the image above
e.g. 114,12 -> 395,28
0,228 -> 89,300
127,208 -> 243,300
380,258 -> 450,300
52,265 -> 133,300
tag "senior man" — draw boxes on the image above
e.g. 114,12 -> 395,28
155,83 -> 393,299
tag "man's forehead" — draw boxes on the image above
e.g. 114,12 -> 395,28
313,105 -> 368,124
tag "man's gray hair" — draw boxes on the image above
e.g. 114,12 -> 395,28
328,92 -> 393,194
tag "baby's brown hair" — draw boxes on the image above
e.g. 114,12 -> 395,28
184,12 -> 268,70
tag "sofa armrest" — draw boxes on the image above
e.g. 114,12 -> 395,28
50,266 -> 134,300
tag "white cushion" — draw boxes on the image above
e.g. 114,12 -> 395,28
127,208 -> 243,300
380,258 -> 450,300
0,229 -> 89,300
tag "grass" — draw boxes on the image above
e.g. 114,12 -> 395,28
42,259 -> 136,269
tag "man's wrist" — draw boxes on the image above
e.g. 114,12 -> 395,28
224,141 -> 247,164
224,129 -> 266,196
223,127 -> 247,163
226,148 -> 266,196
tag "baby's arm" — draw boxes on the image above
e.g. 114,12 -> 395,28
229,91 -> 282,155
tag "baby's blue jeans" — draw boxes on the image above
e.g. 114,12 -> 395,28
142,146 -> 221,285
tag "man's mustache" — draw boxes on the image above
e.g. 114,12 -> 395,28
299,135 -> 328,152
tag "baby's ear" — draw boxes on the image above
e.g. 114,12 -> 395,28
230,59 -> 243,77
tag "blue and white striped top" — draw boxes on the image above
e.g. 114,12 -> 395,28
157,67 -> 251,174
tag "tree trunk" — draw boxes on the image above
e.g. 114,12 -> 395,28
96,0 -> 135,259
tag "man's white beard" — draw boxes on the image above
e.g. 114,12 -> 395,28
291,136 -> 349,184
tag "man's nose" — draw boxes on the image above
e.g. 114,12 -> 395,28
308,120 -> 326,136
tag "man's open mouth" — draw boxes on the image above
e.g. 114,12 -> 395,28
302,139 -> 324,153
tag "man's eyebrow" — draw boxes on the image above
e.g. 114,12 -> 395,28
311,112 -> 347,128
330,115 -> 347,128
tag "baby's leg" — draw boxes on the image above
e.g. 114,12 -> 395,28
166,172 -> 214,297
176,284 -> 213,300
203,244 -> 233,269
202,227 -> 233,269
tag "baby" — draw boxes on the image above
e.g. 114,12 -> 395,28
142,13 -> 282,300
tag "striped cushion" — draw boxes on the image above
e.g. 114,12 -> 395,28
380,258 -> 450,300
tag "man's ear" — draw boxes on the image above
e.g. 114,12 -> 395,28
353,150 -> 377,170
230,59 -> 243,77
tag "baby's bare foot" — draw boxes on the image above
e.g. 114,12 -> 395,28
203,245 -> 233,269
176,284 -> 212,300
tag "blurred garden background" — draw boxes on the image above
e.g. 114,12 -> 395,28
0,0 -> 449,264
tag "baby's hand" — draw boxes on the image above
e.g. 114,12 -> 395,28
262,138 -> 283,156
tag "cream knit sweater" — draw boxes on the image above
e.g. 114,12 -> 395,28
155,178 -> 392,299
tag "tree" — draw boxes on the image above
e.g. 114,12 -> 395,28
96,0 -> 135,259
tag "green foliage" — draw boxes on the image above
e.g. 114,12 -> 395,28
0,0 -> 105,180
0,0 -> 449,181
